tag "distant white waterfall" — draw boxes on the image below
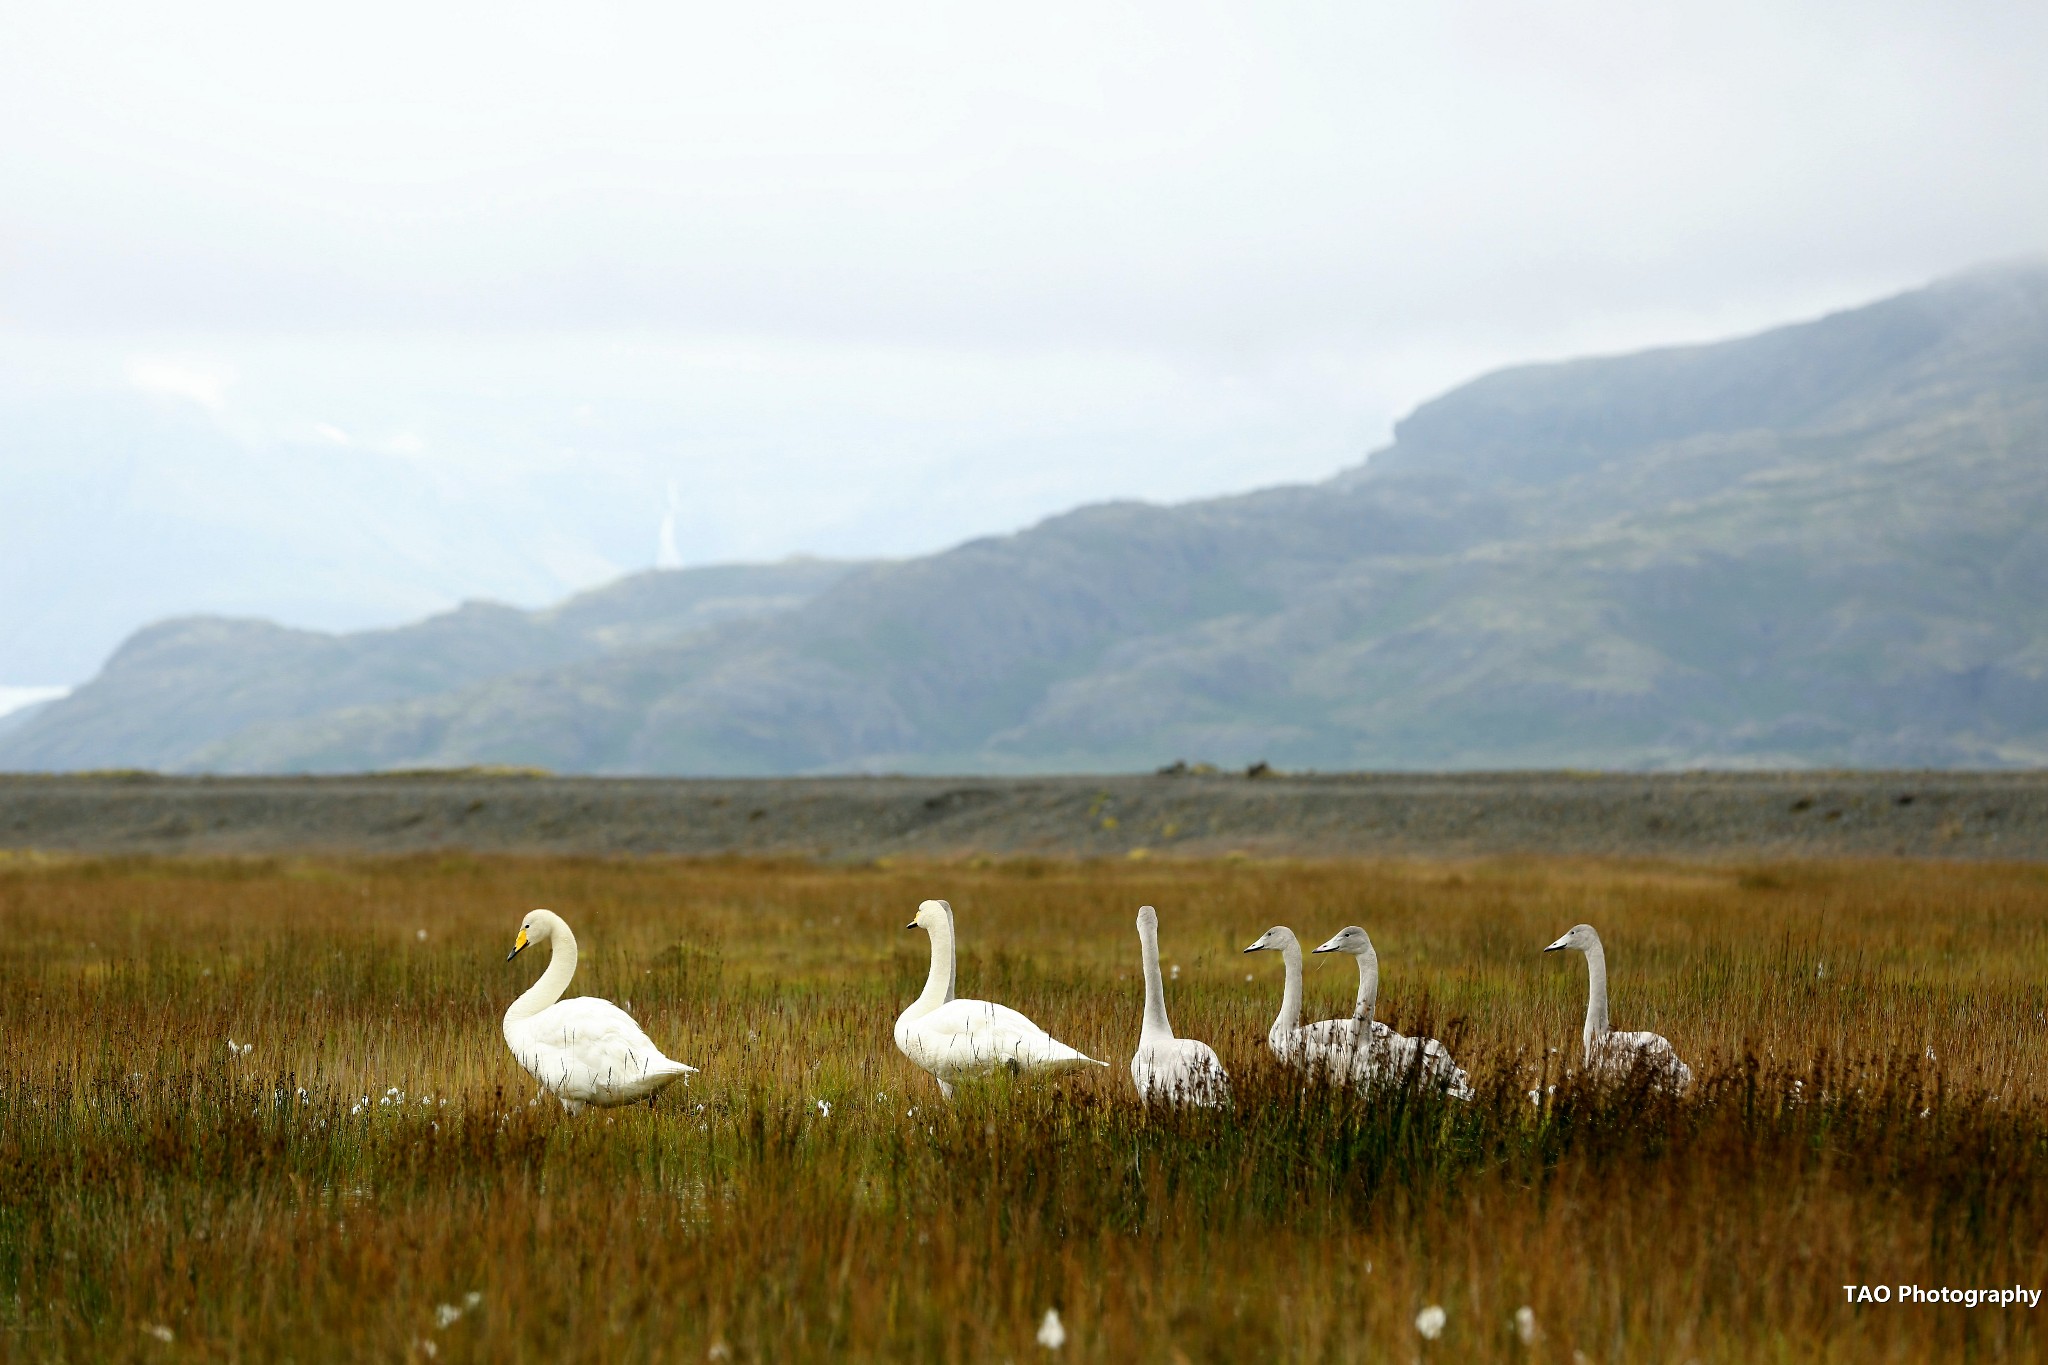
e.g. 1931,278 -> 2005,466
656,481 -> 683,570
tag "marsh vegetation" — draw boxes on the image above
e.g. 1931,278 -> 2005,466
2,854 -> 2044,1361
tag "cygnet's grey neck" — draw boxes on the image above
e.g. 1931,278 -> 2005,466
1351,940 -> 1380,1024
1270,930 -> 1304,1040
1582,937 -> 1611,1051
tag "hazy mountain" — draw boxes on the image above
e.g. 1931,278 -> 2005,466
7,262 -> 2047,774
0,700 -> 55,742
0,559 -> 864,772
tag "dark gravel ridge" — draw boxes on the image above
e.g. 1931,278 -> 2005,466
3,769 -> 2046,860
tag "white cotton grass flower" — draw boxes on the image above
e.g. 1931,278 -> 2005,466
434,1303 -> 464,1329
464,1291 -> 482,1310
1037,1307 -> 1067,1350
1415,1304 -> 1446,1341
226,1038 -> 253,1058
816,1098 -> 831,1118
141,1323 -> 174,1343
1515,1305 -> 1539,1345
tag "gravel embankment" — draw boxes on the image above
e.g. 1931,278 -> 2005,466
3,769 -> 2045,860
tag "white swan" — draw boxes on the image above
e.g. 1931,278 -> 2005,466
1311,926 -> 1473,1100
1130,905 -> 1230,1107
1543,923 -> 1692,1091
894,899 -> 1107,1099
503,909 -> 697,1114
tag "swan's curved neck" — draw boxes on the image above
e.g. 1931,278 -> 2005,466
507,922 -> 578,1025
913,909 -> 957,1017
1138,920 -> 1173,1043
1581,940 -> 1610,1050
1352,944 -> 1379,1023
1270,934 -> 1303,1040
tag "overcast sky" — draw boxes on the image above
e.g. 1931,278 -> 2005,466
4,1 -> 2047,687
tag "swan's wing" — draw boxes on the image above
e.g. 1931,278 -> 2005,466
1346,1030 -> 1419,1080
519,996 -> 647,1050
1302,1018 -> 1405,1081
1134,1038 -> 1231,1106
904,998 -> 1102,1072
1596,1031 -> 1692,1089
1272,1024 -> 1356,1079
1606,1030 -> 1682,1064
1174,1039 -> 1231,1105
1408,1035 -> 1474,1099
1343,1029 -> 1471,1097
514,998 -> 694,1102
1300,1018 -> 1363,1048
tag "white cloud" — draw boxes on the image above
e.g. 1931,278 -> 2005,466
126,356 -> 236,410
3,2 -> 2040,349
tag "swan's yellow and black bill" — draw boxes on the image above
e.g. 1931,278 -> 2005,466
903,919 -> 918,930
506,927 -> 529,961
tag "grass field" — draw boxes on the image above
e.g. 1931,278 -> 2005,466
3,852 -> 2046,1362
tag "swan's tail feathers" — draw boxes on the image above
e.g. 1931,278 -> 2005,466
1032,1035 -> 1109,1070
1424,1048 -> 1474,1101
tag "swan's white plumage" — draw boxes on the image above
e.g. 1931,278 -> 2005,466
502,909 -> 697,1115
895,899 -> 1105,1099
1311,926 -> 1473,1100
1130,905 -> 1230,1107
1544,922 -> 1692,1092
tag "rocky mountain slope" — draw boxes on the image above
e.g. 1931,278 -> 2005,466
6,262 -> 2046,774
0,558 -> 862,771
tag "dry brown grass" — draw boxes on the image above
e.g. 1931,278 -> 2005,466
2,852 -> 2046,1361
